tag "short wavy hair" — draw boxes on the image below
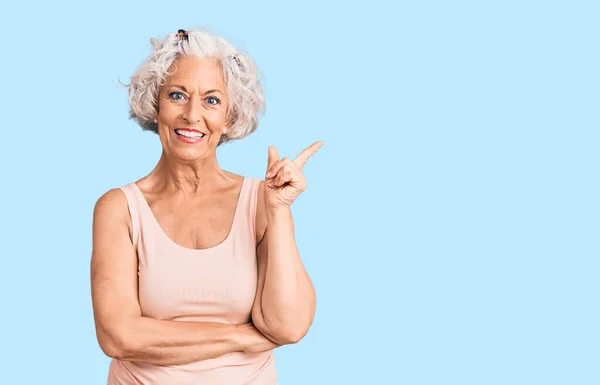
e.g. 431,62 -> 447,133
121,28 -> 265,145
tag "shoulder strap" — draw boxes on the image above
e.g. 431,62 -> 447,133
247,177 -> 261,238
231,177 -> 261,244
118,183 -> 141,248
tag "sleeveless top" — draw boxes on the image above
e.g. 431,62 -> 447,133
106,176 -> 278,385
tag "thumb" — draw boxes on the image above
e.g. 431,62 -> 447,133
266,146 -> 279,174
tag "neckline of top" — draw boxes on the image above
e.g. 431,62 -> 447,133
130,177 -> 248,253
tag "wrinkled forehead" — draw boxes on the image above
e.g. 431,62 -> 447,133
164,56 -> 226,93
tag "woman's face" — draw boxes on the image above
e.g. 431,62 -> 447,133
156,56 -> 229,162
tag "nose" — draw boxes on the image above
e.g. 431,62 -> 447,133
181,97 -> 203,124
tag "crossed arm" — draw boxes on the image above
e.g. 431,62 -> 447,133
90,189 -> 277,366
91,185 -> 315,366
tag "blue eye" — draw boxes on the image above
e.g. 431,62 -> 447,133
169,92 -> 185,100
206,96 -> 220,105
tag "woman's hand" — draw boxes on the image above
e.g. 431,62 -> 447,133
264,141 -> 323,209
237,323 -> 281,353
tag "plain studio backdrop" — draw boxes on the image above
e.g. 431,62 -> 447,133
0,1 -> 598,384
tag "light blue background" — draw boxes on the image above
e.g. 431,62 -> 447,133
0,1 -> 598,384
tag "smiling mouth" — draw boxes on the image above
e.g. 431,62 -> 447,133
174,128 -> 206,139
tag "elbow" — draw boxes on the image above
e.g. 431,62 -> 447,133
96,327 -> 135,360
97,332 -> 122,359
283,308 -> 315,344
280,303 -> 315,344
252,301 -> 315,345
106,344 -> 126,360
257,318 -> 311,345
278,326 -> 309,345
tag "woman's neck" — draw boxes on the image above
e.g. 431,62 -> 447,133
148,151 -> 230,193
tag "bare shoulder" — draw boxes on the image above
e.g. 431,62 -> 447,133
255,179 -> 268,245
93,188 -> 132,241
94,188 -> 127,213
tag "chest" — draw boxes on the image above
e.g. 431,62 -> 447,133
153,202 -> 238,250
135,203 -> 259,322
129,178 -> 263,322
137,240 -> 259,322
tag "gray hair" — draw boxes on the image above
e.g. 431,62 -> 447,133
121,28 -> 265,145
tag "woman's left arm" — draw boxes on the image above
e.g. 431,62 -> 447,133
251,142 -> 323,345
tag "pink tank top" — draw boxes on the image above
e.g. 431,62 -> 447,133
107,176 -> 278,385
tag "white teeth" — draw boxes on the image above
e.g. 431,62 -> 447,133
175,130 -> 205,138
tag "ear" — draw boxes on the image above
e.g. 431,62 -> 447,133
223,118 -> 232,134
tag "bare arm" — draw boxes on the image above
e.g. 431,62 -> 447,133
91,188 -> 276,366
251,182 -> 316,345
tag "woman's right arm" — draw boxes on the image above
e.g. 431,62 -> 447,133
90,189 -> 277,366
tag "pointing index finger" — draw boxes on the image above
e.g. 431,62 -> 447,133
294,141 -> 324,168
266,146 -> 279,175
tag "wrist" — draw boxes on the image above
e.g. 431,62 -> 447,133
265,206 -> 292,220
232,323 -> 251,352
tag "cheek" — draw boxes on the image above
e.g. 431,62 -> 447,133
204,109 -> 228,127
157,103 -> 179,122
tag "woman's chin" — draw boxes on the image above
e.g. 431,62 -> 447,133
168,144 -> 215,162
178,148 -> 208,160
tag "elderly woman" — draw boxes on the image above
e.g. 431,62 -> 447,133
90,28 -> 322,385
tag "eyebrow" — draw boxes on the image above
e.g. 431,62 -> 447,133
169,85 -> 223,95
